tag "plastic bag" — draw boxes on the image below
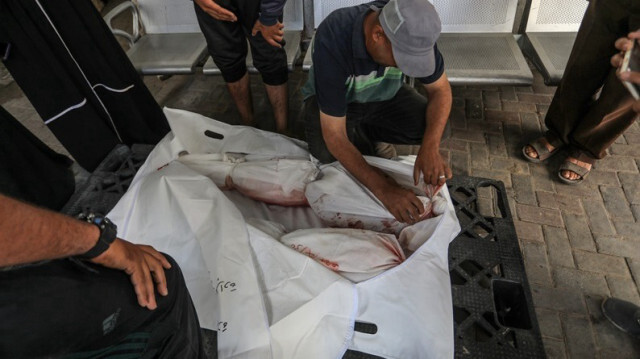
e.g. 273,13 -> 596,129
228,159 -> 318,206
111,109 -> 461,359
178,154 -> 319,206
280,228 -> 406,283
305,158 -> 445,235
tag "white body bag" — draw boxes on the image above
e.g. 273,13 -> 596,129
108,108 -> 461,359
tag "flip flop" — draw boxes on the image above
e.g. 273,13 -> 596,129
557,150 -> 596,185
522,132 -> 563,163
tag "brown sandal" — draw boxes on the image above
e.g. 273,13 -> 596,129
522,132 -> 563,163
557,150 -> 596,185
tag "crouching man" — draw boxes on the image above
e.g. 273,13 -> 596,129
302,0 -> 453,224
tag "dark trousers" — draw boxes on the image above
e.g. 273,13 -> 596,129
545,0 -> 640,159
0,256 -> 204,358
304,85 -> 434,163
194,0 -> 288,85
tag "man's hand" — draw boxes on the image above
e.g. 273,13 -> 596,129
252,19 -> 284,48
195,0 -> 237,22
611,30 -> 640,66
91,239 -> 172,310
375,175 -> 425,224
612,30 -> 640,113
414,144 -> 452,186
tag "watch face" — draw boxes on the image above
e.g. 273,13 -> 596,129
100,217 -> 118,244
85,213 -> 118,243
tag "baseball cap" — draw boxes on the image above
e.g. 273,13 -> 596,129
376,0 -> 441,77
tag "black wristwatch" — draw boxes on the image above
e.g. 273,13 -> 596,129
77,213 -> 118,259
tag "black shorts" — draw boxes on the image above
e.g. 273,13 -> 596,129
194,0 -> 288,85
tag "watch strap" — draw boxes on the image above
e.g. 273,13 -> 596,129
78,214 -> 118,259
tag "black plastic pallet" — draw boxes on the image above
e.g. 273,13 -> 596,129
62,147 -> 544,358
447,176 -> 545,359
62,144 -> 154,217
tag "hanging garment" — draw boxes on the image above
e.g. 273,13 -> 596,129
0,106 -> 74,210
0,0 -> 169,170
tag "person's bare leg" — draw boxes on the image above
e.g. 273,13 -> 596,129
227,72 -> 255,126
265,83 -> 288,133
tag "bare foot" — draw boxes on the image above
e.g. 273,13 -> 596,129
560,157 -> 592,180
524,138 -> 556,159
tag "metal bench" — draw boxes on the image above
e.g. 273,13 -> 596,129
304,0 -> 533,86
103,0 -> 208,76
202,0 -> 304,75
523,0 -> 589,85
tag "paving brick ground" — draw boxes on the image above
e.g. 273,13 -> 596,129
1,29 -> 639,359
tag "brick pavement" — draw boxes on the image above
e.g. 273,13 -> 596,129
1,51 -> 639,357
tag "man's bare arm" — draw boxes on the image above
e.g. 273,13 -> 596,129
0,193 -> 98,266
414,72 -> 453,186
320,112 -> 424,223
0,193 -> 171,310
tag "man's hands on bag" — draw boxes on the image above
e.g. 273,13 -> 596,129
195,0 -> 237,22
414,144 -> 452,186
91,239 -> 172,310
375,176 -> 425,224
252,20 -> 284,48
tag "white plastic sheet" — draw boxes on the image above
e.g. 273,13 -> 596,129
178,154 -> 319,206
305,157 -> 447,237
108,108 -> 461,359
281,228 -> 406,283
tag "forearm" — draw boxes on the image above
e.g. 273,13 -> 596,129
422,75 -> 452,148
321,115 -> 389,197
0,194 -> 98,267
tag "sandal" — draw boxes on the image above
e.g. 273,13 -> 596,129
522,132 -> 564,163
557,150 -> 596,185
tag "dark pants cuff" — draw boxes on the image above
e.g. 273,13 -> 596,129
260,67 -> 288,86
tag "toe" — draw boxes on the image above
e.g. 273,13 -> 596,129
524,145 -> 538,159
561,170 -> 580,181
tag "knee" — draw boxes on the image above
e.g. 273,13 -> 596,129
159,254 -> 188,303
260,67 -> 288,86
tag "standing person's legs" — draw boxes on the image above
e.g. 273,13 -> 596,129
247,12 -> 289,133
264,83 -> 288,133
569,0 -> 640,160
555,0 -> 637,182
524,0 -> 630,161
227,73 -> 255,126
195,1 -> 255,126
570,69 -> 637,159
545,0 -> 629,141
0,256 -> 204,358
558,70 -> 637,182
